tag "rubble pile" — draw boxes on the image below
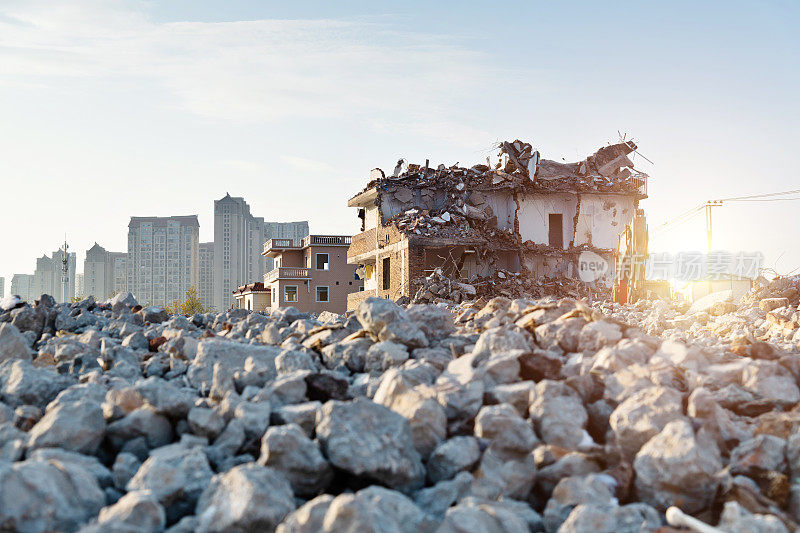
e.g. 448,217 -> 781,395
596,275 -> 800,355
2,290 -> 799,531
362,140 -> 647,246
412,268 -> 598,306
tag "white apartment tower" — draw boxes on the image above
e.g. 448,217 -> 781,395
213,194 -> 308,310
128,216 -> 199,306
76,274 -> 85,298
10,274 -> 34,302
199,242 -> 214,309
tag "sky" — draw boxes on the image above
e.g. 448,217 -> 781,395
1,0 -> 799,295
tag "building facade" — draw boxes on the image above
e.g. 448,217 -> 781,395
76,273 -> 85,298
213,193 -> 308,310
0,277 -> 4,299
346,140 -> 648,310
110,252 -> 128,295
127,216 -> 199,306
232,282 -> 270,312
10,274 -> 34,302
83,243 -> 128,299
199,242 -> 214,310
262,234 -> 362,314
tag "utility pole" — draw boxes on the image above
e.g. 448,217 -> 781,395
704,201 -> 722,292
61,237 -> 69,303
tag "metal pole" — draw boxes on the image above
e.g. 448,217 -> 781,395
61,238 -> 69,303
705,203 -> 712,293
705,201 -> 722,294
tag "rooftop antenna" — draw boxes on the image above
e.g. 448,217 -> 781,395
61,236 -> 69,303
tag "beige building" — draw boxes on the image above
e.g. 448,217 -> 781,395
128,216 -> 199,306
213,193 -> 309,311
262,235 -> 362,314
84,243 -> 128,299
232,282 -> 271,312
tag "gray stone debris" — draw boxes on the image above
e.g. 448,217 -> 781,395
0,323 -> 32,362
634,419 -> 723,513
258,423 -> 333,497
195,464 -> 295,532
315,397 -> 425,492
0,289 -> 797,531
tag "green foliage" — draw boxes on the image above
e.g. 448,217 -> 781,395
180,285 -> 206,315
165,286 -> 207,315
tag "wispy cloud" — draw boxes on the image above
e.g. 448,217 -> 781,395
0,0 -> 499,145
281,155 -> 335,174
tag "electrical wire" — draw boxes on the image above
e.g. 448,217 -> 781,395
651,208 -> 705,236
650,204 -> 705,233
716,189 -> 800,202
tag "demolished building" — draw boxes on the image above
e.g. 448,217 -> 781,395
346,139 -> 648,310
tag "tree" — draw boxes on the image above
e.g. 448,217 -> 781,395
179,285 -> 206,315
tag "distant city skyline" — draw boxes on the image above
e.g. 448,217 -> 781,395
1,1 -> 799,286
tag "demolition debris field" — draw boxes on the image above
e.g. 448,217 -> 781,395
1,276 -> 800,531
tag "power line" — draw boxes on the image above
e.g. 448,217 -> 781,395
716,188 -> 800,202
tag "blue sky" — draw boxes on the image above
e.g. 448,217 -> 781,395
1,0 -> 798,293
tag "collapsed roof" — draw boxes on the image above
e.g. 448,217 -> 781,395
353,139 -> 648,200
351,139 -> 648,248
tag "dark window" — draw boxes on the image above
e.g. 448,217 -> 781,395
315,253 -> 329,270
316,286 -> 329,302
382,257 -> 391,290
548,214 -> 563,248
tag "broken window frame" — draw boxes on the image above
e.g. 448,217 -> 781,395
315,285 -> 329,303
315,253 -> 330,271
284,285 -> 298,303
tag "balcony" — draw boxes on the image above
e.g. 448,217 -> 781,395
263,235 -> 353,256
263,238 -> 300,255
302,235 -> 352,247
264,267 -> 311,283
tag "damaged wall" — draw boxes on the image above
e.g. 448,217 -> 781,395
516,193 -> 637,249
517,193 -> 578,247
575,195 -> 637,249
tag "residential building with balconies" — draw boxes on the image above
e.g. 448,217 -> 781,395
261,234 -> 362,314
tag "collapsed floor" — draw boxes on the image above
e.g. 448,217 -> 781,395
1,284 -> 799,532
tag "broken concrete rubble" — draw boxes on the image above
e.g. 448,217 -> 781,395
1,290 -> 800,531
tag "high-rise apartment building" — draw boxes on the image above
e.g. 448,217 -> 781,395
128,216 -> 199,306
32,249 -> 76,302
212,194 -> 308,310
76,273 -> 85,298
10,274 -> 34,302
0,277 -> 4,299
110,252 -> 128,295
199,242 -> 214,309
84,243 -> 128,299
